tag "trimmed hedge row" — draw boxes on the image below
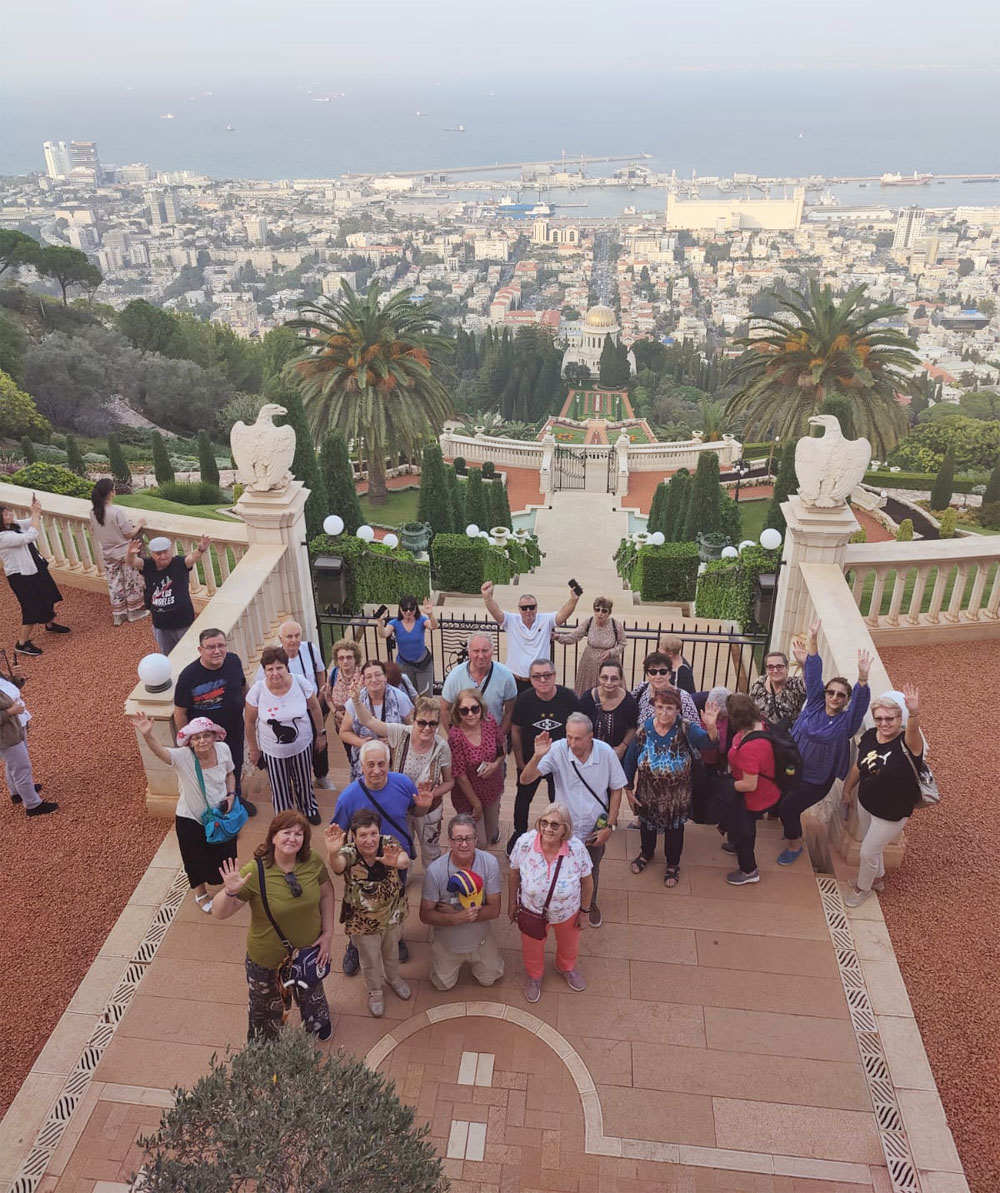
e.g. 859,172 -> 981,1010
9,462 -> 92,499
615,538 -> 700,602
864,470 -> 987,494
695,545 -> 781,629
430,533 -> 540,593
308,533 -> 429,613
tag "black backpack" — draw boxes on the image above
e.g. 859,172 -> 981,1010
740,723 -> 803,792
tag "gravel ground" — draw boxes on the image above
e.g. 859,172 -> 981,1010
0,582 -> 167,1118
880,642 -> 999,1193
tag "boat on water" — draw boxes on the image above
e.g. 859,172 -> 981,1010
444,124 -> 465,132
313,96 -> 331,102
225,124 -> 235,133
881,171 -> 932,186
160,113 -> 174,120
416,111 -> 426,117
498,196 -> 553,217
963,176 -> 1000,183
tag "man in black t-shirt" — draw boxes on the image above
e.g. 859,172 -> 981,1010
126,534 -> 207,655
173,627 -> 256,816
508,656 -> 579,853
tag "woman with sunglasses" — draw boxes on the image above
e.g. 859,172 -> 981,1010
577,659 -> 638,761
632,651 -> 700,724
377,594 -> 438,695
841,686 -> 923,907
778,619 -> 871,866
350,687 -> 453,866
213,810 -> 333,1041
339,658 -> 414,781
325,808 -> 411,1018
447,687 -> 505,847
555,596 -> 626,696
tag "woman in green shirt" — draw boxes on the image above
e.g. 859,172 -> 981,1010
214,810 -> 334,1041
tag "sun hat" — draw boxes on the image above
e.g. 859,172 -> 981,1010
148,536 -> 172,552
177,717 -> 227,746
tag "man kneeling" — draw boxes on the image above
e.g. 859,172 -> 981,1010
420,813 -> 504,991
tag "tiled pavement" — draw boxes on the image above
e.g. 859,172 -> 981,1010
0,754 -> 967,1193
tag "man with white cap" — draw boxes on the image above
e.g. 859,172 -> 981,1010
126,533 -> 209,655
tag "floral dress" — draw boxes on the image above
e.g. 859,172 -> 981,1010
557,617 -> 627,695
448,714 -> 505,813
623,718 -> 713,832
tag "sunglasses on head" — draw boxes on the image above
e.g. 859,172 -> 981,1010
458,705 -> 481,716
282,872 -> 303,898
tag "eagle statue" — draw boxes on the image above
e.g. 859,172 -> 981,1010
230,403 -> 297,492
794,415 -> 871,509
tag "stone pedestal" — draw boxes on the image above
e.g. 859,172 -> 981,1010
125,681 -> 184,819
235,479 -> 318,646
769,495 -> 860,655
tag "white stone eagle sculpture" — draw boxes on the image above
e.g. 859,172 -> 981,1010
794,415 -> 871,509
230,403 -> 297,492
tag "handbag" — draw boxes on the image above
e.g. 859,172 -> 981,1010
516,854 -> 563,940
901,742 -> 941,809
195,756 -> 248,843
255,859 -> 331,991
0,690 -> 26,749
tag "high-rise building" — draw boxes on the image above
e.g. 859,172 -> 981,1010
245,215 -> 268,245
146,189 -> 181,226
117,163 -> 153,184
893,206 -> 925,252
43,141 -> 72,179
161,191 -> 181,224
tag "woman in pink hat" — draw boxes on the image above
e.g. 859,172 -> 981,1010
132,712 -> 239,910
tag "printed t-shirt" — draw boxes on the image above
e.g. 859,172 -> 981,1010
512,685 -> 579,758
728,730 -> 781,812
338,836 -> 407,935
246,675 -> 314,758
422,848 -> 502,953
237,849 -> 329,969
509,830 -> 592,925
501,610 -> 557,678
175,654 -> 247,752
857,728 -> 921,822
142,556 -> 194,630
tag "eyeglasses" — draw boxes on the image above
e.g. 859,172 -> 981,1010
538,818 -> 563,829
873,715 -> 899,723
593,605 -> 610,613
282,872 -> 303,898
519,603 -> 536,611
450,834 -> 476,843
531,671 -> 555,680
458,705 -> 481,716
824,689 -> 849,699
646,667 -> 670,676
765,663 -> 786,671
415,718 -> 439,728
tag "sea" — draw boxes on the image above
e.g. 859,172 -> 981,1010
3,70 -> 998,213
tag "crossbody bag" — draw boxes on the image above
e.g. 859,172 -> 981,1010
516,854 -> 563,940
357,779 -> 416,858
255,858 -> 330,995
195,756 -> 247,844
571,759 -> 611,832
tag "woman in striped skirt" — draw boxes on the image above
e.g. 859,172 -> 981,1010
245,646 -> 327,825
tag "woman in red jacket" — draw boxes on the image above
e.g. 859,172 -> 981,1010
723,694 -> 782,886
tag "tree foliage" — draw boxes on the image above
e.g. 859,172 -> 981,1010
118,299 -> 179,355
137,1029 -> 446,1193
0,311 -> 27,384
65,433 -> 86,477
681,452 -> 722,540
269,378 -> 327,538
766,441 -> 798,534
107,432 -> 132,488
661,468 -> 691,541
889,416 -> 1000,474
321,428 -> 364,535
150,430 -> 174,486
35,245 -> 102,305
197,429 -> 220,486
0,370 -> 50,440
983,460 -> 1000,506
726,281 -> 919,454
0,230 -> 42,277
464,466 -> 488,528
417,442 -> 454,536
929,445 -> 956,512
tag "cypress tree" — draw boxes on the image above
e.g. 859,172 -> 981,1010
269,379 -> 326,539
929,445 -> 956,512
816,394 -> 855,439
107,433 -> 131,489
417,443 -> 453,535
493,478 -> 512,529
150,430 -> 175,486
198,429 -> 220,486
681,452 -> 722,540
661,468 -> 691,541
65,434 -> 86,477
765,441 -> 798,534
20,435 -> 36,465
647,481 -> 668,535
719,491 -> 742,544
446,465 -> 464,528
598,335 -> 617,388
464,467 -> 488,529
983,459 -> 1000,505
321,428 -> 364,535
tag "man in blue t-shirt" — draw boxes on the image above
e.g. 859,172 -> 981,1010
329,738 -> 432,975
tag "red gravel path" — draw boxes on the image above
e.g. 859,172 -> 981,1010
880,642 -> 999,1193
0,582 -> 167,1118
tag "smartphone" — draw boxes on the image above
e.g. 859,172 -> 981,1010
568,578 -> 583,597
373,604 -> 388,621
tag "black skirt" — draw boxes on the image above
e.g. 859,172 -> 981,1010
175,813 -> 238,888
7,566 -> 63,626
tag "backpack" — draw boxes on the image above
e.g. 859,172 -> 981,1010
740,724 -> 803,792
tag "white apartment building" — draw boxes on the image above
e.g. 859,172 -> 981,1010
43,141 -> 72,180
893,207 -> 926,253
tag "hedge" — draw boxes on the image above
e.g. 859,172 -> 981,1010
631,542 -> 701,603
695,545 -> 781,629
154,480 -> 226,506
308,533 -> 429,613
431,534 -> 513,592
9,462 -> 92,499
864,470 -> 987,494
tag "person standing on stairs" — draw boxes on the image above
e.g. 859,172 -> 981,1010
481,581 -> 580,693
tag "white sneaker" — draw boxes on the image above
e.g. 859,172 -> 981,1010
315,776 -> 336,790
845,887 -> 874,908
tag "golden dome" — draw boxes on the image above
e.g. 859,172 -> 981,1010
583,305 -> 617,329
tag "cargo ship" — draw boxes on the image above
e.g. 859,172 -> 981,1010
881,171 -> 932,186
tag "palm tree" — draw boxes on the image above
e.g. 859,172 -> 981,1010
697,397 -> 730,442
288,281 -> 453,504
725,281 -> 920,455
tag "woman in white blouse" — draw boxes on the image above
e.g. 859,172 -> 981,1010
0,497 -> 69,656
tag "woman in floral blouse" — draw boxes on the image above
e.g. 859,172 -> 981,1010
325,809 -> 411,1019
447,687 -> 505,847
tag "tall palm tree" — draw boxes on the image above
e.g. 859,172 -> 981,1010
725,281 -> 920,454
288,281 -> 453,504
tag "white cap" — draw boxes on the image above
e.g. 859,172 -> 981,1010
148,536 -> 172,552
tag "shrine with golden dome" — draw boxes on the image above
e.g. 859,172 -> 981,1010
560,304 -> 635,379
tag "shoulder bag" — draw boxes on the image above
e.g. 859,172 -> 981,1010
195,756 -> 248,843
901,740 -> 940,809
357,779 -> 416,858
256,857 -> 330,990
571,759 -> 611,831
516,854 -> 563,940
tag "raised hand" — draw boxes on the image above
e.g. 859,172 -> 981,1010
348,675 -> 363,705
533,730 -> 552,757
702,699 -> 720,728
857,649 -> 873,682
902,682 -> 919,715
413,785 -> 433,810
198,534 -> 211,553
219,857 -> 249,897
383,838 -> 400,865
420,596 -> 433,617
809,618 -> 821,639
791,637 -> 807,667
324,822 -> 345,854
481,581 -> 494,600
131,711 -> 155,737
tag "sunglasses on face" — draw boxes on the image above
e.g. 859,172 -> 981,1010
765,663 -> 786,671
646,667 -> 670,676
519,604 -> 536,611
283,872 -> 303,898
458,705 -> 481,716
594,606 -> 610,613
415,718 -> 439,728
531,671 -> 555,680
400,604 -> 417,612
538,818 -> 563,829
824,689 -> 849,699
873,715 -> 899,723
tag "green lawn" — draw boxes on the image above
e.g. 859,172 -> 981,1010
738,499 -> 769,543
962,524 -> 1000,537
118,493 -> 237,521
847,561 -> 999,618
359,487 -> 420,527
551,425 -> 588,444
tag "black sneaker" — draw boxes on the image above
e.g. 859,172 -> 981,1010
342,943 -> 360,976
240,797 -> 258,817
588,904 -> 603,929
398,939 -> 410,963
317,1022 -> 332,1041
27,800 -> 59,817
307,811 -> 321,825
11,793 -> 21,805
15,642 -> 42,657
721,841 -> 737,854
45,622 -> 71,634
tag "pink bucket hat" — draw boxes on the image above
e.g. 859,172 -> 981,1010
176,717 -> 227,746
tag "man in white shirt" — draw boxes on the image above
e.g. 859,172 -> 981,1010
519,712 -> 625,929
440,633 -> 517,733
481,581 -> 580,690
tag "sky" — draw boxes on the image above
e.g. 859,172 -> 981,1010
5,0 -> 1000,84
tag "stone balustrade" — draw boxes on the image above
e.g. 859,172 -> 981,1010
624,437 -> 742,472
0,482 -> 249,608
440,432 -> 546,468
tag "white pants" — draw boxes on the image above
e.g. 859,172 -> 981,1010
856,804 -> 908,892
1,739 -> 41,809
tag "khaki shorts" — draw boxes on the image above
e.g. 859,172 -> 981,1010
429,930 -> 505,991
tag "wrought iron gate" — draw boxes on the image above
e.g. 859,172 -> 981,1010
554,445 -> 585,490
606,448 -> 617,495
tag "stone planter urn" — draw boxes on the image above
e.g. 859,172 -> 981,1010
490,526 -> 511,546
697,532 -> 729,563
400,521 -> 431,553
633,531 -> 651,547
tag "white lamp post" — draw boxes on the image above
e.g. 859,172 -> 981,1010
137,653 -> 172,694
323,514 -> 345,537
356,525 -> 375,542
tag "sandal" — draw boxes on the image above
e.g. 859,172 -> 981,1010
664,867 -> 680,888
630,855 -> 649,875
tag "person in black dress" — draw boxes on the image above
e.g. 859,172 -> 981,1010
577,659 -> 638,761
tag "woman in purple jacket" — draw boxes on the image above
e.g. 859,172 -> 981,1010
778,618 -> 871,866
